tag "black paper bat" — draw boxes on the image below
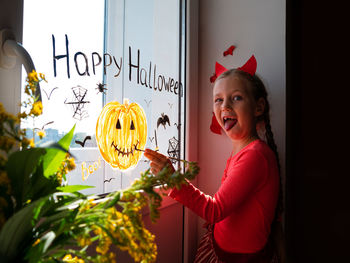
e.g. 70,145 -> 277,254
223,45 -> 236,56
43,87 -> 58,100
144,99 -> 152,107
75,135 -> 91,147
174,123 -> 181,130
157,113 -> 170,129
34,121 -> 54,131
104,178 -> 115,183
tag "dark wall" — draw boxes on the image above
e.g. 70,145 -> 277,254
286,1 -> 350,262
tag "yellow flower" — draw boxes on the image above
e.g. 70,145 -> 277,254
96,240 -> 111,255
0,171 -> 10,186
108,252 -> 117,263
36,130 -> 46,139
63,254 -> 73,261
99,252 -> 117,263
27,70 -> 39,82
21,137 -> 35,148
32,238 -> 40,247
93,226 -> 102,236
17,112 -> 28,120
88,198 -> 96,206
0,155 -> 7,167
29,138 -> 35,148
62,254 -> 85,263
24,84 -> 31,96
30,101 -> 43,116
0,136 -> 16,152
39,73 -> 47,82
67,157 -> 76,171
77,235 -> 92,247
56,172 -> 63,184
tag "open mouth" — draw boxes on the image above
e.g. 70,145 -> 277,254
111,140 -> 140,157
223,116 -> 237,131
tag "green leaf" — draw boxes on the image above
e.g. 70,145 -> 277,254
28,163 -> 58,200
104,192 -> 121,209
42,125 -> 75,178
58,124 -> 76,150
6,148 -> 47,208
56,185 -> 95,193
0,197 -> 47,262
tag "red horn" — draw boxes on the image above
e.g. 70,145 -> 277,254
210,112 -> 222,134
215,62 -> 228,77
237,55 -> 257,76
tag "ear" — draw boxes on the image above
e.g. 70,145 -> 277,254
255,97 -> 265,117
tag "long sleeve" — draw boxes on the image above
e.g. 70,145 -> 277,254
169,148 -> 268,224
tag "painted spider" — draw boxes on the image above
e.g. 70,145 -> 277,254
96,82 -> 107,94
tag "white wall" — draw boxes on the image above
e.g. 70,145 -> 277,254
196,0 -> 286,240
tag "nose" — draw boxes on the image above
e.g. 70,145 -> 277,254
221,99 -> 232,111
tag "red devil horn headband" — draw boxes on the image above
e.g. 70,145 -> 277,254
215,55 -> 257,78
215,62 -> 228,77
237,55 -> 257,76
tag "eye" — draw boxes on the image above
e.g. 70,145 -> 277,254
214,98 -> 223,103
233,95 -> 242,101
116,119 -> 121,129
130,120 -> 135,130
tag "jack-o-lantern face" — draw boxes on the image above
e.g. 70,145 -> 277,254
96,98 -> 147,170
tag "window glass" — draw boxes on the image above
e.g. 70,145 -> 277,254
104,0 -> 186,190
22,0 -> 105,147
22,0 -> 105,194
22,0 -> 185,195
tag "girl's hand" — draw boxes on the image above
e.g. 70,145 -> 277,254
144,149 -> 175,175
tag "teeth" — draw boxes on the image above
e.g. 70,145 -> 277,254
223,116 -> 234,122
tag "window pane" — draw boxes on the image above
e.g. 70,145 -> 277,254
104,0 -> 186,190
22,0 -> 106,194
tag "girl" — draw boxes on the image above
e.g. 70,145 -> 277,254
144,60 -> 283,263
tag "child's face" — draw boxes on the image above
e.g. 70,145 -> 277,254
213,75 -> 262,143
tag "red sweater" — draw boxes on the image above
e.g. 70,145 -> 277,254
169,139 -> 279,253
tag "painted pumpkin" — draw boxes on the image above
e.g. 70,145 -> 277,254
96,98 -> 147,170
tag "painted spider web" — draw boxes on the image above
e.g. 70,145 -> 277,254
167,136 -> 180,164
64,85 -> 90,121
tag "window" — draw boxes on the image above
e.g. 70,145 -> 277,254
22,0 -> 186,195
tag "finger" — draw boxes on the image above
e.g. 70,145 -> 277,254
150,161 -> 163,171
144,149 -> 159,160
144,148 -> 164,159
144,149 -> 168,162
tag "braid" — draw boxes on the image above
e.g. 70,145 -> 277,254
264,114 -> 284,222
256,78 -> 284,224
255,76 -> 284,223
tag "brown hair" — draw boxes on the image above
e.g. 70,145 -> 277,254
216,69 -> 284,221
